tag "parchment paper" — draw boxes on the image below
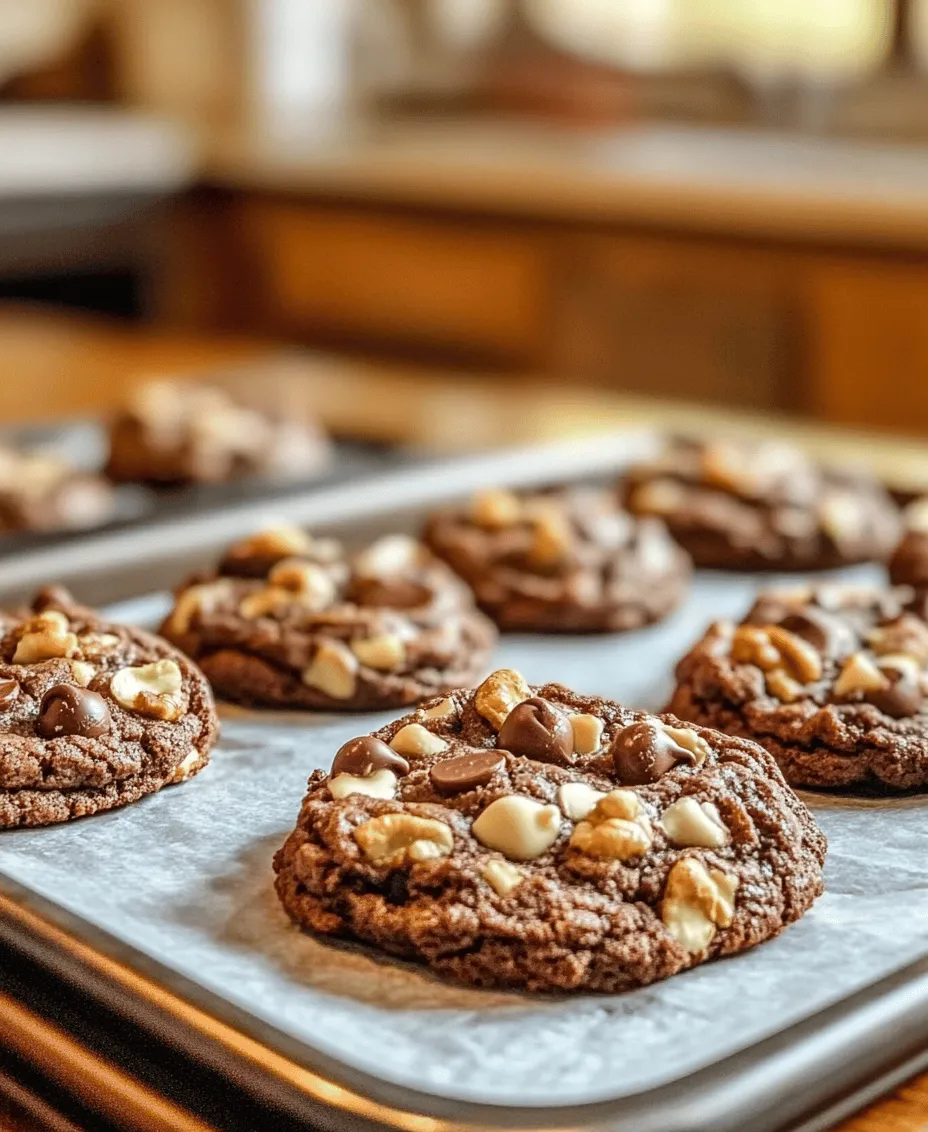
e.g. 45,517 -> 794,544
1,571 -> 926,1109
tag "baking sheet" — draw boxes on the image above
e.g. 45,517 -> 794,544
1,569 -> 927,1110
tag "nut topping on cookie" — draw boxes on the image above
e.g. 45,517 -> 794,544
13,611 -> 79,664
497,696 -> 574,765
110,659 -> 187,721
569,790 -> 652,861
659,797 -> 730,849
0,679 -> 19,711
35,684 -> 111,739
777,608 -> 856,658
610,721 -> 706,785
662,859 -> 737,953
429,749 -> 504,795
470,488 -> 521,530
471,795 -> 561,861
474,669 -> 532,730
229,526 -> 313,561
332,736 -> 410,779
355,813 -> 454,865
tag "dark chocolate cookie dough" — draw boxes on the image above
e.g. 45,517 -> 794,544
274,668 -> 825,993
624,437 -> 900,571
423,487 -> 690,633
889,500 -> 928,590
0,587 -> 217,829
161,527 -> 497,711
668,583 -> 928,791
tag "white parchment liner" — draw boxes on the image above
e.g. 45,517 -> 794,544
0,570 -> 926,1109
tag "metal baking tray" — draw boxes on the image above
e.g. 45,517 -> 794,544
0,433 -> 926,1132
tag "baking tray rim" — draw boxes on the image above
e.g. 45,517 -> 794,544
2,873 -> 928,1132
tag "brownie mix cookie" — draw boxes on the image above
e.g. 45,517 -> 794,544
274,668 -> 826,993
423,487 -> 690,633
0,587 -> 218,828
889,498 -> 928,590
624,437 -> 900,571
668,584 -> 928,791
161,526 -> 497,710
106,380 -> 330,486
0,446 -> 115,535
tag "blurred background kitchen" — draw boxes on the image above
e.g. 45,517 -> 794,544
3,0 -> 928,502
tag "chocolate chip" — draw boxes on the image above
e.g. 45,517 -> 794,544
867,672 -> 924,718
429,749 -> 505,795
496,697 -> 574,765
610,721 -> 695,784
0,679 -> 19,711
779,608 -> 856,658
331,735 -> 409,778
36,684 -> 111,739
348,576 -> 432,610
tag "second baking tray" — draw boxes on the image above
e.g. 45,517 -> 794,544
0,434 -> 927,1132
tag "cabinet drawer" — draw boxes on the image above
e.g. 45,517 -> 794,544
237,201 -> 550,359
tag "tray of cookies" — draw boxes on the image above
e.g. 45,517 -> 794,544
0,432 -> 926,1132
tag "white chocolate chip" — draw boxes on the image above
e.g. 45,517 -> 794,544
482,859 -> 524,897
328,768 -> 398,801
557,781 -> 606,821
389,723 -> 449,757
630,479 -> 686,516
351,634 -> 406,672
819,493 -> 864,544
268,559 -> 337,609
422,696 -> 457,721
662,858 -> 737,953
354,813 -> 454,865
904,498 -> 928,533
833,652 -> 890,697
470,488 -> 522,530
570,714 -> 604,755
354,535 -> 423,578
78,632 -> 121,657
13,612 -> 79,664
660,726 -> 711,766
474,669 -> 532,730
659,798 -> 730,849
471,796 -> 561,861
110,659 -> 186,721
528,508 -> 573,568
301,640 -> 358,700
69,661 -> 96,687
238,587 -> 294,620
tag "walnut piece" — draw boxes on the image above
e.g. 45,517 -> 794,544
229,526 -> 314,559
662,858 -> 738,953
474,668 -> 532,730
528,508 -> 573,568
569,789 -> 652,861
470,488 -> 522,530
12,611 -> 79,664
354,812 -> 454,865
168,580 -> 234,634
110,659 -> 187,721
731,624 -> 821,684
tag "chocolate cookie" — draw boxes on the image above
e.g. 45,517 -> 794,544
274,668 -> 826,993
106,381 -> 330,486
423,487 -> 690,633
624,437 -> 900,571
161,527 -> 498,711
889,499 -> 928,590
668,583 -> 928,791
0,587 -> 218,829
0,446 -> 115,535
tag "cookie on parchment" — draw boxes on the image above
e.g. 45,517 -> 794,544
423,486 -> 690,633
668,584 -> 928,791
0,587 -> 218,829
274,669 -> 825,993
624,437 -> 900,572
161,527 -> 497,711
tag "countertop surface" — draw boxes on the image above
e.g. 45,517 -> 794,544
208,118 -> 928,249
